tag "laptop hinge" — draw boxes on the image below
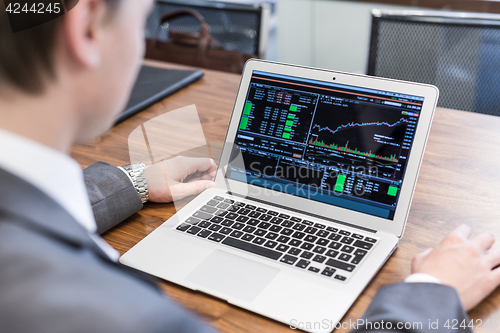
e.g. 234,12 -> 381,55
227,192 -> 377,234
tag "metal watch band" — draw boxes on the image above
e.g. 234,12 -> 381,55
121,163 -> 149,204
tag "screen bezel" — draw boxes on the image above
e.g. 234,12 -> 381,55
215,59 -> 438,237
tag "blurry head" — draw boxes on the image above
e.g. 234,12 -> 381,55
0,0 -> 154,142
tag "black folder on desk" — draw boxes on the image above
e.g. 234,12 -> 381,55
116,65 -> 204,124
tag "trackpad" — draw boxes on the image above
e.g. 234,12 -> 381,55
185,250 -> 280,302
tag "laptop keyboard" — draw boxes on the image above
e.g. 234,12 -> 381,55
175,195 -> 378,282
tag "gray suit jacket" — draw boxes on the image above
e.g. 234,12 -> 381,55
0,161 -> 471,333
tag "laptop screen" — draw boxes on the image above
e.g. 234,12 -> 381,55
226,70 -> 425,220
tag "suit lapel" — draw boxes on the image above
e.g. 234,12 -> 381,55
0,167 -> 162,290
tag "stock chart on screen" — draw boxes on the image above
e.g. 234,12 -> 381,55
227,71 -> 424,219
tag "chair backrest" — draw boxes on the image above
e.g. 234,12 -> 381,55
367,9 -> 500,116
146,0 -> 270,58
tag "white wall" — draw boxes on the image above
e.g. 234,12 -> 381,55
276,0 -> 420,74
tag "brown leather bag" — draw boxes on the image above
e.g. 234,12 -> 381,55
145,9 -> 254,73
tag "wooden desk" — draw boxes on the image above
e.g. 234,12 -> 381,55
72,60 -> 500,333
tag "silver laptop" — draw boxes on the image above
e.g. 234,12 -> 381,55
120,60 -> 439,333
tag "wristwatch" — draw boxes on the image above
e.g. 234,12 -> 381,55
120,163 -> 149,204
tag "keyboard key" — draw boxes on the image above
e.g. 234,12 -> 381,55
277,235 -> 290,243
314,223 -> 325,229
230,230 -> 244,238
292,231 -> 306,239
238,208 -> 251,215
223,199 -> 234,204
301,242 -> 314,250
187,226 -> 201,234
365,237 -> 377,243
351,255 -> 365,265
242,225 -> 256,233
258,222 -> 271,229
326,227 -> 338,232
302,220 -> 313,226
301,251 -> 314,259
259,214 -> 272,221
289,239 -> 302,247
206,200 -> 219,207
267,210 -> 278,216
352,233 -> 363,239
276,244 -> 289,252
293,224 -> 306,231
197,230 -> 211,238
221,219 -> 234,227
326,259 -> 355,272
241,233 -> 255,242
209,224 -> 222,231
316,239 -> 329,246
338,230 -> 351,236
253,237 -> 266,245
235,216 -> 249,223
270,225 -> 282,232
354,249 -> 368,256
304,235 -> 317,243
200,205 -> 218,214
208,233 -> 224,242
216,202 -> 230,209
279,213 -> 290,219
296,259 -> 310,269
213,196 -> 224,201
305,227 -> 318,235
265,232 -> 278,240
313,246 -> 326,254
313,255 -> 326,263
220,227 -> 232,235
326,250 -> 339,258
339,253 -> 352,261
246,205 -> 256,210
233,222 -> 245,230
234,202 -> 245,207
328,234 -> 342,241
185,217 -> 201,225
308,267 -> 320,273
199,221 -> 211,228
226,213 -> 238,220
227,205 -> 239,212
353,240 -> 374,250
290,217 -> 302,222
264,240 -> 278,249
334,275 -> 347,281
341,245 -> 354,253
256,207 -> 267,213
281,228 -> 294,236
254,229 -> 266,236
210,216 -> 224,223
288,248 -> 301,256
193,211 -> 212,220
214,210 -> 228,217
317,230 -> 329,238
271,217 -> 283,224
321,267 -> 336,277
328,242 -> 342,250
280,255 -> 298,265
223,237 -> 281,260
282,220 -> 294,228
247,218 -> 260,226
248,211 -> 261,218
341,237 -> 354,245
176,223 -> 190,232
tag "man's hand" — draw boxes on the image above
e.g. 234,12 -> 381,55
411,224 -> 500,311
144,156 -> 217,203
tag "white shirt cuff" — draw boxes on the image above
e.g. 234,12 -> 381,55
405,273 -> 441,284
117,166 -> 134,186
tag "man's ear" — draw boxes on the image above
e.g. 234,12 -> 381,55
62,0 -> 107,68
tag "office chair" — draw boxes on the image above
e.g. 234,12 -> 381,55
146,0 -> 270,59
367,10 -> 500,116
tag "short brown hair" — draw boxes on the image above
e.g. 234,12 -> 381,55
0,0 -> 118,94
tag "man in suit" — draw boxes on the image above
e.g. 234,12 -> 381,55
1,1 -> 499,332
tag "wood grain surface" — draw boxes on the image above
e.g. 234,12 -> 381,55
71,60 -> 500,333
